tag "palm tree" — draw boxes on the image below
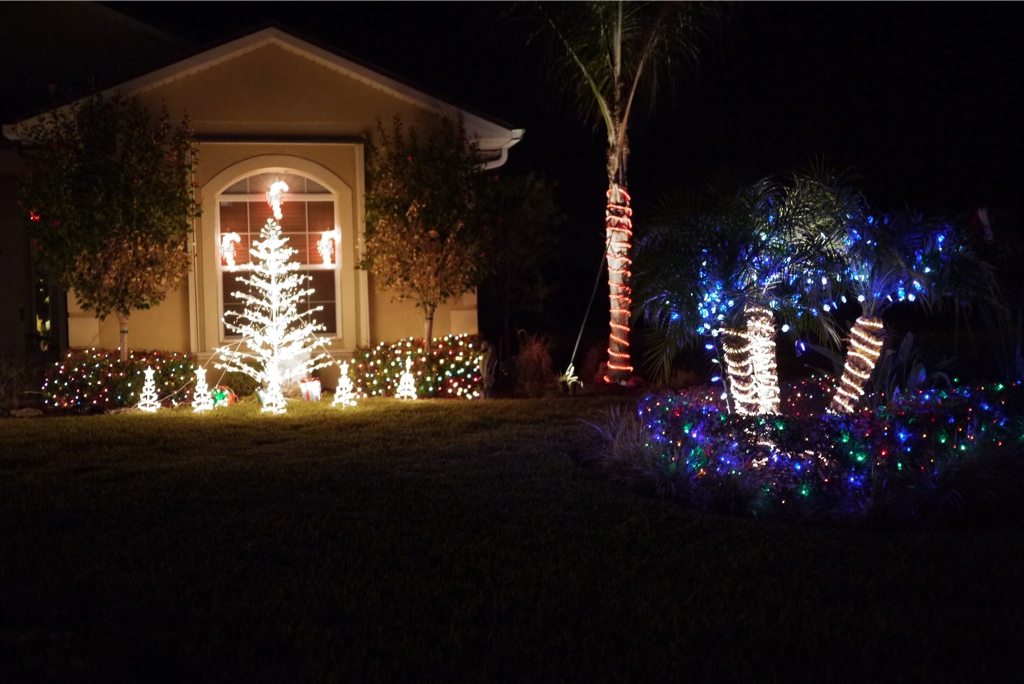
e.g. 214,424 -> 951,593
634,169 -> 854,413
532,1 -> 723,383
828,212 -> 1002,413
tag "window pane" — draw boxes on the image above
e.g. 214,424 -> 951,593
249,201 -> 273,229
308,202 -> 333,231
219,172 -> 337,339
304,270 -> 337,334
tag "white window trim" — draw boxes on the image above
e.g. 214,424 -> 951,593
194,152 -> 365,358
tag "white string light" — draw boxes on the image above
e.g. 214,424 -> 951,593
220,232 -> 241,269
395,357 -> 418,400
267,180 -> 288,220
192,366 -> 213,412
332,361 -> 358,407
829,316 -> 885,414
722,329 -> 758,415
138,366 -> 160,412
215,186 -> 332,415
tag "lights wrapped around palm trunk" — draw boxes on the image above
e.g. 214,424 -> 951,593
745,305 -> 781,414
721,329 -> 758,415
604,184 -> 634,382
829,316 -> 885,414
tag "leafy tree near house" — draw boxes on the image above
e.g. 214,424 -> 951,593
17,92 -> 200,363
361,115 -> 484,353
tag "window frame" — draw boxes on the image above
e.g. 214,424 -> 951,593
215,173 -> 342,342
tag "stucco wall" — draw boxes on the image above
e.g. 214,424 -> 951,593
70,41 -> 479,356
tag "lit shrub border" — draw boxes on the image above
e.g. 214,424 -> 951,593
631,378 -> 1023,521
42,349 -> 195,411
353,334 -> 484,399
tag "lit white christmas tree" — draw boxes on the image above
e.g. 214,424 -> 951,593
332,361 -> 358,408
215,181 -> 332,414
138,366 -> 160,412
395,357 -> 418,400
192,366 -> 214,413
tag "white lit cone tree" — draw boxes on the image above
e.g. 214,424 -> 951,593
138,366 -> 160,412
216,182 -> 332,414
192,366 -> 214,413
395,357 -> 418,400
332,361 -> 358,408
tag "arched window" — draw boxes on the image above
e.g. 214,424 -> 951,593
217,170 -> 340,338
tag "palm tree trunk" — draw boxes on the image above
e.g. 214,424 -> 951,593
745,304 -> 781,414
603,183 -> 634,383
721,327 -> 758,415
829,316 -> 885,414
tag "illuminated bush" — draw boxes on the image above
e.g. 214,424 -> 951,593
42,349 -> 194,411
596,378 -> 1024,523
352,334 -> 484,399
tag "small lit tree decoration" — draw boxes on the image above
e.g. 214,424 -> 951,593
192,366 -> 213,412
138,366 -> 160,412
215,182 -> 332,415
332,361 -> 358,408
395,357 -> 418,400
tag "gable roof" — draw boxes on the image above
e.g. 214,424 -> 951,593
4,24 -> 523,168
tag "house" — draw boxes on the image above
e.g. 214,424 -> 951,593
0,2 -> 193,359
2,23 -> 523,385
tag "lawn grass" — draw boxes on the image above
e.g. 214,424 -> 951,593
2,397 -> 1023,682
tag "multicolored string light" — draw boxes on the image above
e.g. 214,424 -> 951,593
353,334 -> 483,399
42,348 -> 195,410
633,378 -> 1020,516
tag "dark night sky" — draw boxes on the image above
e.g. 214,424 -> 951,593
24,2 -> 1024,344
102,2 -> 1023,213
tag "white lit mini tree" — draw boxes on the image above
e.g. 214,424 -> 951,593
215,181 -> 333,414
395,357 -> 418,400
138,366 -> 160,412
332,361 -> 358,408
192,366 -> 214,413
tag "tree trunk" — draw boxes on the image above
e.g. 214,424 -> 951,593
603,183 -> 634,383
117,311 -> 130,364
745,304 -> 781,414
829,316 -> 885,414
721,327 -> 758,415
423,305 -> 436,354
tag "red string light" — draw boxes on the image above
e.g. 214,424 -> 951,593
604,185 -> 634,381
